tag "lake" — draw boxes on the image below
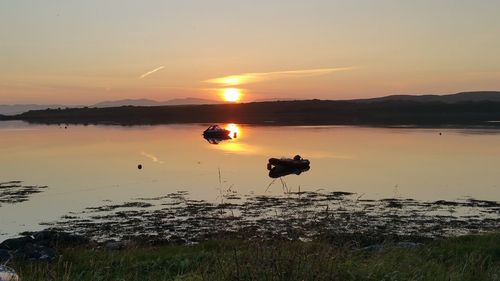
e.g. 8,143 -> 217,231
1,121 -> 500,239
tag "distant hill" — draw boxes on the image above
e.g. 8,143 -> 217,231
0,104 -> 69,115
356,91 -> 500,103
92,99 -> 161,108
2,91 -> 499,116
252,98 -> 296,102
0,98 -> 223,115
92,98 -> 223,108
162,98 -> 224,106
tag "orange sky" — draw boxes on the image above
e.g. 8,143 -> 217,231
1,1 -> 500,104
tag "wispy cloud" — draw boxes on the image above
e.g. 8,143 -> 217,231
140,66 -> 165,79
141,152 -> 164,164
205,67 -> 354,86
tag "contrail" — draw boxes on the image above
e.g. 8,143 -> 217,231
140,66 -> 165,79
205,67 -> 354,86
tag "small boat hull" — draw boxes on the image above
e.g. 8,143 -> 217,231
268,158 -> 310,168
203,131 -> 231,138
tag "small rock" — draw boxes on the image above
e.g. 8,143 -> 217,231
396,241 -> 422,248
138,164 -> 142,170
105,240 -> 129,250
359,244 -> 384,252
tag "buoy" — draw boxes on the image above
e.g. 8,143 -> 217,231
138,164 -> 142,170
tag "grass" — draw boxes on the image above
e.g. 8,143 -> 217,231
10,233 -> 500,281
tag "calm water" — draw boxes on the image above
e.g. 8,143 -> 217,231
1,121 -> 500,238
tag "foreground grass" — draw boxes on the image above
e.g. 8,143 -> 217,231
12,233 -> 500,281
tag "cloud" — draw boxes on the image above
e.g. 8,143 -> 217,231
140,66 -> 165,79
205,67 -> 354,86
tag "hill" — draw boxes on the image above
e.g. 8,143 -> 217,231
0,98 -> 223,115
11,99 -> 500,126
0,104 -> 69,115
92,97 -> 223,108
357,91 -> 500,103
3,91 -> 499,115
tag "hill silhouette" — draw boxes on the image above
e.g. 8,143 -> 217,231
2,91 -> 499,116
0,98 -> 223,115
0,104 -> 69,115
356,91 -> 500,103
92,97 -> 222,108
8,98 -> 500,126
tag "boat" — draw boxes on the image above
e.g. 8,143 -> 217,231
202,125 -> 232,139
267,155 -> 310,169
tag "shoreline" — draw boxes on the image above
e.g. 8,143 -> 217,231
3,190 -> 498,246
2,188 -> 499,280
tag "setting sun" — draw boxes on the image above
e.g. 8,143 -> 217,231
222,88 -> 242,102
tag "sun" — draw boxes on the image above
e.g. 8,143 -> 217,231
222,88 -> 242,102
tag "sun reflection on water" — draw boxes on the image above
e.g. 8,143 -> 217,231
225,123 -> 240,139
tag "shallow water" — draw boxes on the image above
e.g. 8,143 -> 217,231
1,121 -> 500,239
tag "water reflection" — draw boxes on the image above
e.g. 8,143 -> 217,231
225,123 -> 240,139
204,136 -> 231,144
268,165 -> 310,178
2,122 -> 500,239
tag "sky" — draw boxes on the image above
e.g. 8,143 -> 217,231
1,0 -> 500,104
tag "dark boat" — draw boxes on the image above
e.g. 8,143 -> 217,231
268,155 -> 310,169
267,155 -> 311,178
202,125 -> 234,144
203,125 -> 232,138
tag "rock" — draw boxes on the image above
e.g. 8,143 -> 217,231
359,244 -> 384,252
0,266 -> 19,281
0,231 -> 86,262
0,250 -> 12,264
13,243 -> 56,262
359,241 -> 423,252
32,230 -> 90,247
0,236 -> 34,251
396,241 -> 422,248
105,240 -> 129,250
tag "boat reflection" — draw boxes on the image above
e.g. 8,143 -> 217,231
203,123 -> 240,145
204,136 -> 230,144
268,165 -> 310,178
